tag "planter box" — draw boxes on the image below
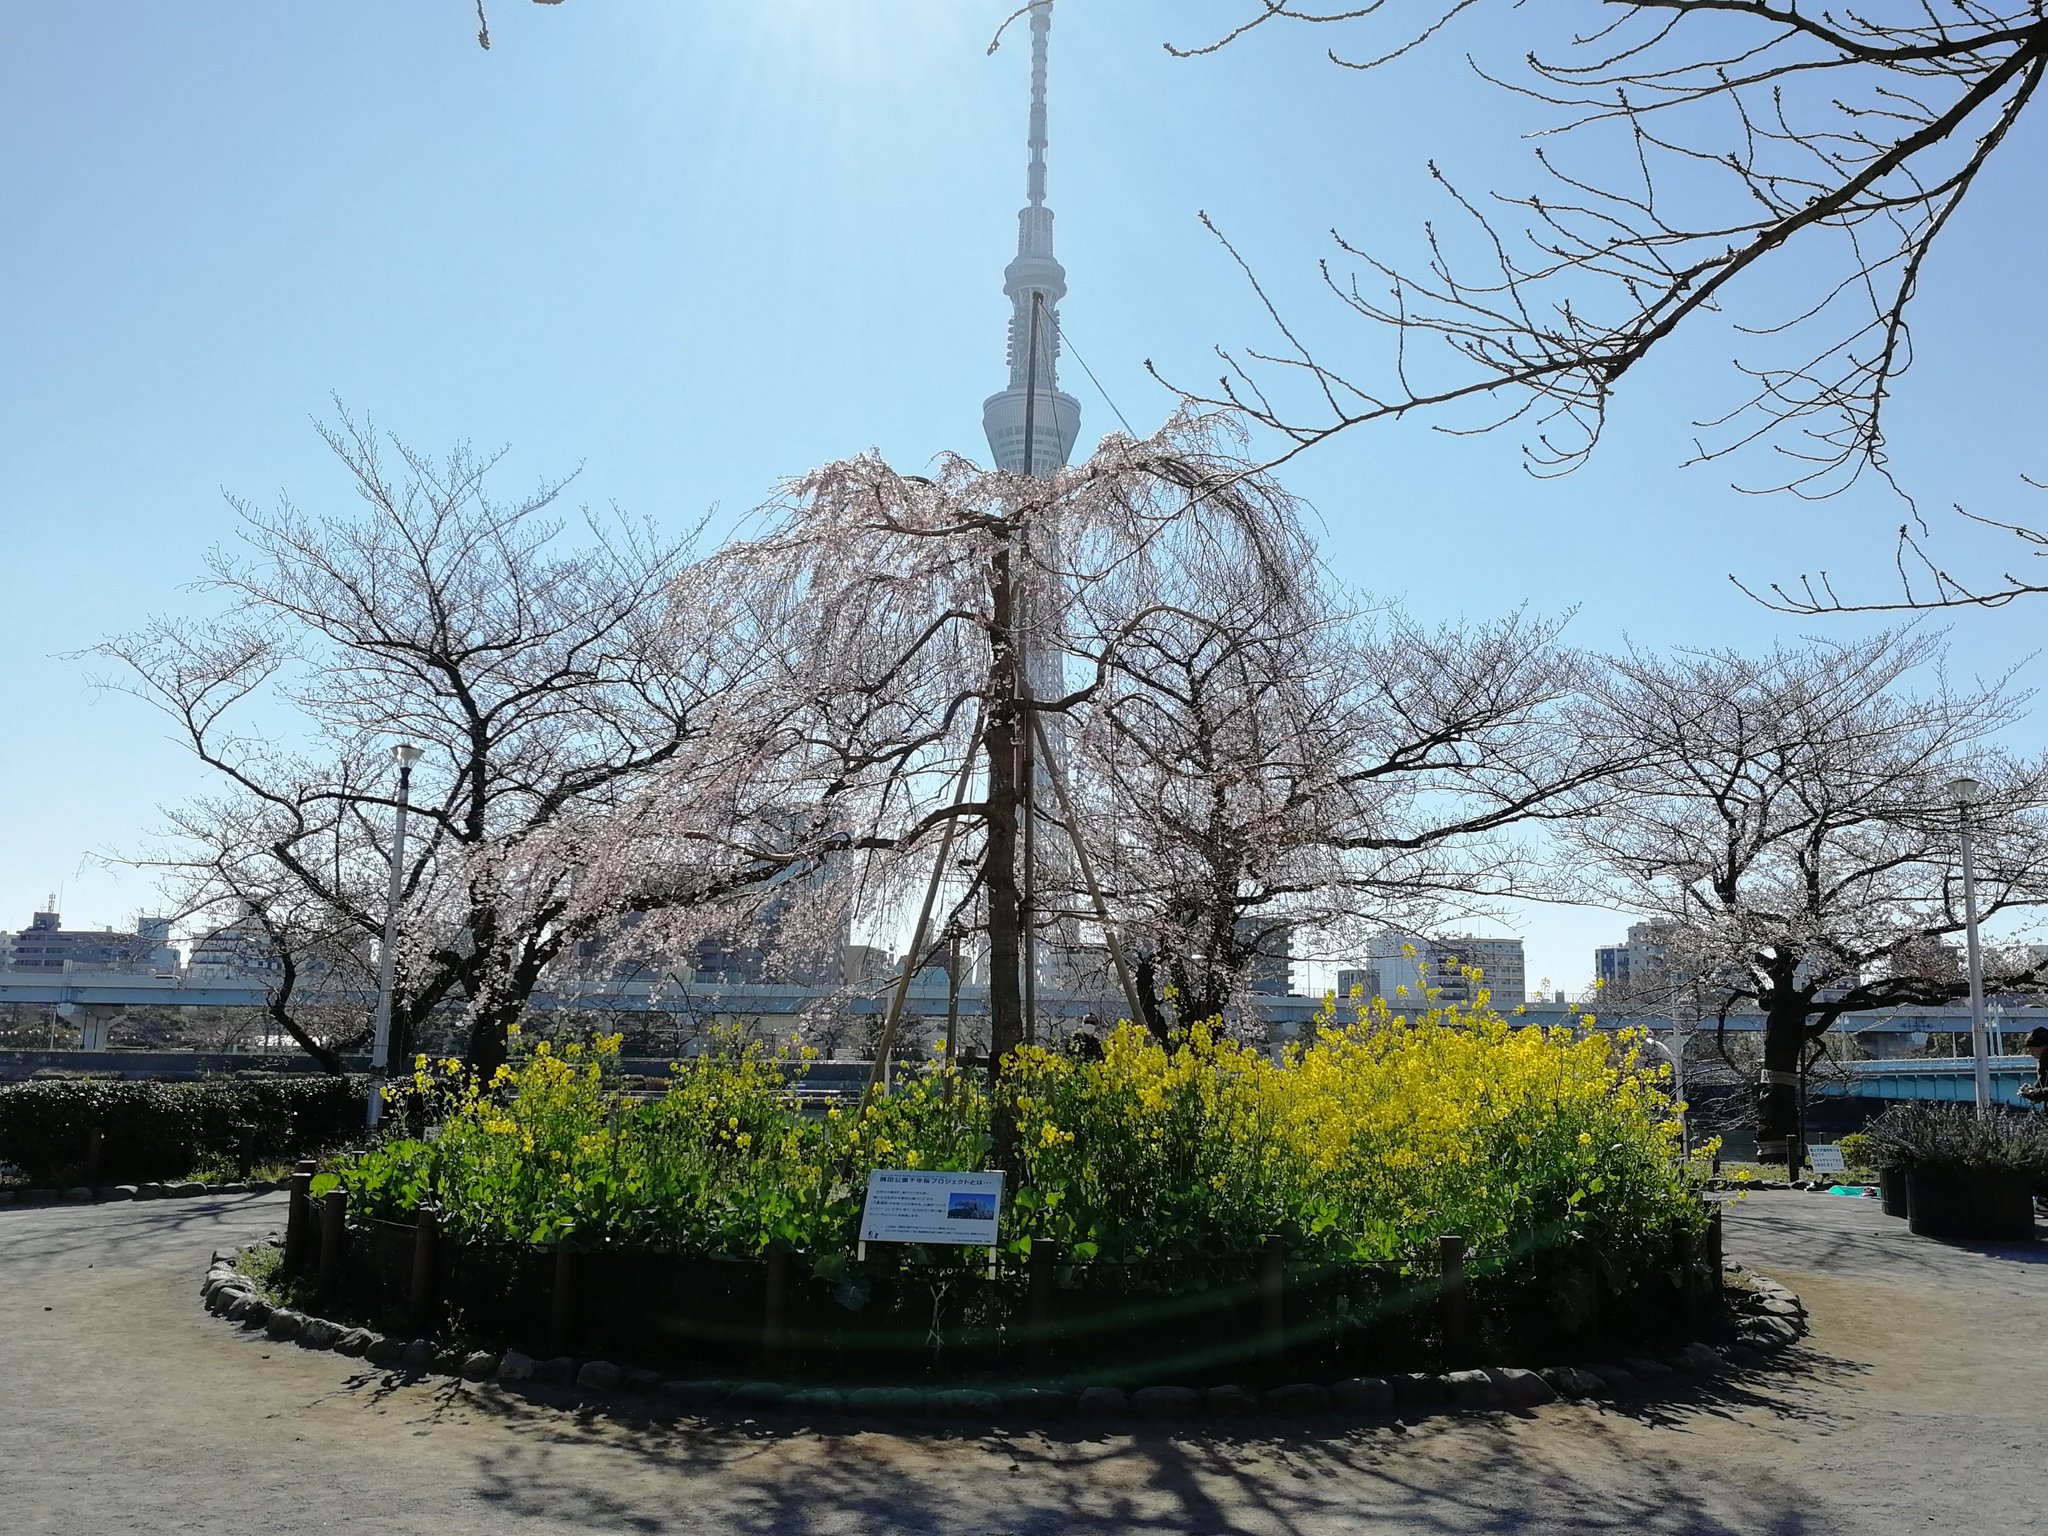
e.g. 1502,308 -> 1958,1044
1904,1166 -> 2036,1243
1877,1166 -> 1908,1219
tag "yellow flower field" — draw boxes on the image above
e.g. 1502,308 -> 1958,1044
329,995 -> 1708,1307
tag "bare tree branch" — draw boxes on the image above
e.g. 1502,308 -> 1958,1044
1164,2 -> 2048,602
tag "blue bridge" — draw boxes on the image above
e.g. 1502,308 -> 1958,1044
1820,1057 -> 2044,1108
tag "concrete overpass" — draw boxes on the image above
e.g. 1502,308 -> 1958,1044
4,970 -> 2044,1060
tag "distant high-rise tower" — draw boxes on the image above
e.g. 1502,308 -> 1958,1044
984,1 -> 1082,1003
982,1 -> 1081,479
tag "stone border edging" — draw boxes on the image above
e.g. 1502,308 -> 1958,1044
196,1244 -> 1810,1424
1,1177 -> 284,1207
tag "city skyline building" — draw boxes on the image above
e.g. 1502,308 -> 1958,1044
1594,919 -> 1677,999
1363,928 -> 1527,1010
186,919 -> 284,981
4,905 -> 178,975
1335,966 -> 1381,1004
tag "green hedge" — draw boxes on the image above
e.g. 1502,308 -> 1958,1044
0,1074 -> 367,1185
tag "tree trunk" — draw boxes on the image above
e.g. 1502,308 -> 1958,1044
467,1002 -> 515,1083
388,1000 -> 416,1081
265,957 -> 344,1074
1755,996 -> 1808,1166
984,542 -> 1025,1172
271,1002 -> 343,1075
1133,954 -> 1171,1046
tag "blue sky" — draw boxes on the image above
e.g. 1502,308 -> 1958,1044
2,1 -> 2040,991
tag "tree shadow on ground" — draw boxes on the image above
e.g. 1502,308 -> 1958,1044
0,1190 -> 281,1271
330,1359 -> 1842,1536
1723,1193 -> 2048,1276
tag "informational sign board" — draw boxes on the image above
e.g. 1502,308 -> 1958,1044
858,1168 -> 1004,1247
1806,1145 -> 1847,1175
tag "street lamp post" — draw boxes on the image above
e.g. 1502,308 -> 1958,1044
1947,775 -> 1993,1113
1641,1032 -> 1690,1159
367,742 -> 424,1130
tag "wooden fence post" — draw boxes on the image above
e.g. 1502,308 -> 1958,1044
763,1240 -> 791,1374
1438,1234 -> 1468,1365
1258,1234 -> 1287,1380
549,1245 -> 578,1357
84,1125 -> 103,1191
1677,1225 -> 1700,1326
1027,1238 -> 1059,1374
409,1205 -> 441,1329
237,1124 -> 256,1183
1706,1206 -> 1724,1292
316,1187 -> 348,1293
282,1159 -> 316,1276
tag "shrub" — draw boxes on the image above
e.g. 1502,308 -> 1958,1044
1860,1103 -> 2048,1177
332,1030 -> 975,1264
0,1073 -> 366,1184
1005,1005 -> 1707,1295
1836,1132 -> 1877,1179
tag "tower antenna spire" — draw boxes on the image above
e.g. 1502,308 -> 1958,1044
1026,0 -> 1050,210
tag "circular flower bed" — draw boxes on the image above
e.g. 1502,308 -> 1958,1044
315,1000 -> 1718,1382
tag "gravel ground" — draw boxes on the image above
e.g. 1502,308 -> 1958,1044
1,1189 -> 2042,1535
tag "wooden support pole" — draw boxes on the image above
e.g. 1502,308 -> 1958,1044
1030,711 -> 1146,1029
409,1205 -> 441,1329
237,1123 -> 256,1183
859,711 -> 986,1117
316,1187 -> 348,1294
1019,671 -> 1038,1049
84,1125 -> 103,1190
944,929 -> 962,1098
1028,1238 -> 1059,1374
549,1245 -> 577,1357
282,1159 -> 316,1276
1438,1233 -> 1468,1364
1707,1206 -> 1724,1293
763,1240 -> 791,1374
1258,1234 -> 1286,1380
1677,1224 -> 1700,1326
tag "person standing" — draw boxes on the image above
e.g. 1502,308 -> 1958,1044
2018,1026 -> 2048,1105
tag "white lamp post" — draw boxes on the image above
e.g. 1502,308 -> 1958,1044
367,742 -> 425,1129
1946,775 -> 1993,1113
1639,1032 -> 1689,1158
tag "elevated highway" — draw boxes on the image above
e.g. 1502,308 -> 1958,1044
5,973 -> 2044,1103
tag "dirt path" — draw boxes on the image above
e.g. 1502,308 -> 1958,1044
1,1190 -> 2041,1535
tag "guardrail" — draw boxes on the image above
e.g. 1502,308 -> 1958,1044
0,1050 -> 882,1088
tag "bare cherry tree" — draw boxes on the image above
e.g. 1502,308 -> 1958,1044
1569,628 -> 2048,1162
1072,557 -> 1611,1033
148,817 -> 383,1072
99,408 -> 855,1078
1163,3 -> 2047,600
